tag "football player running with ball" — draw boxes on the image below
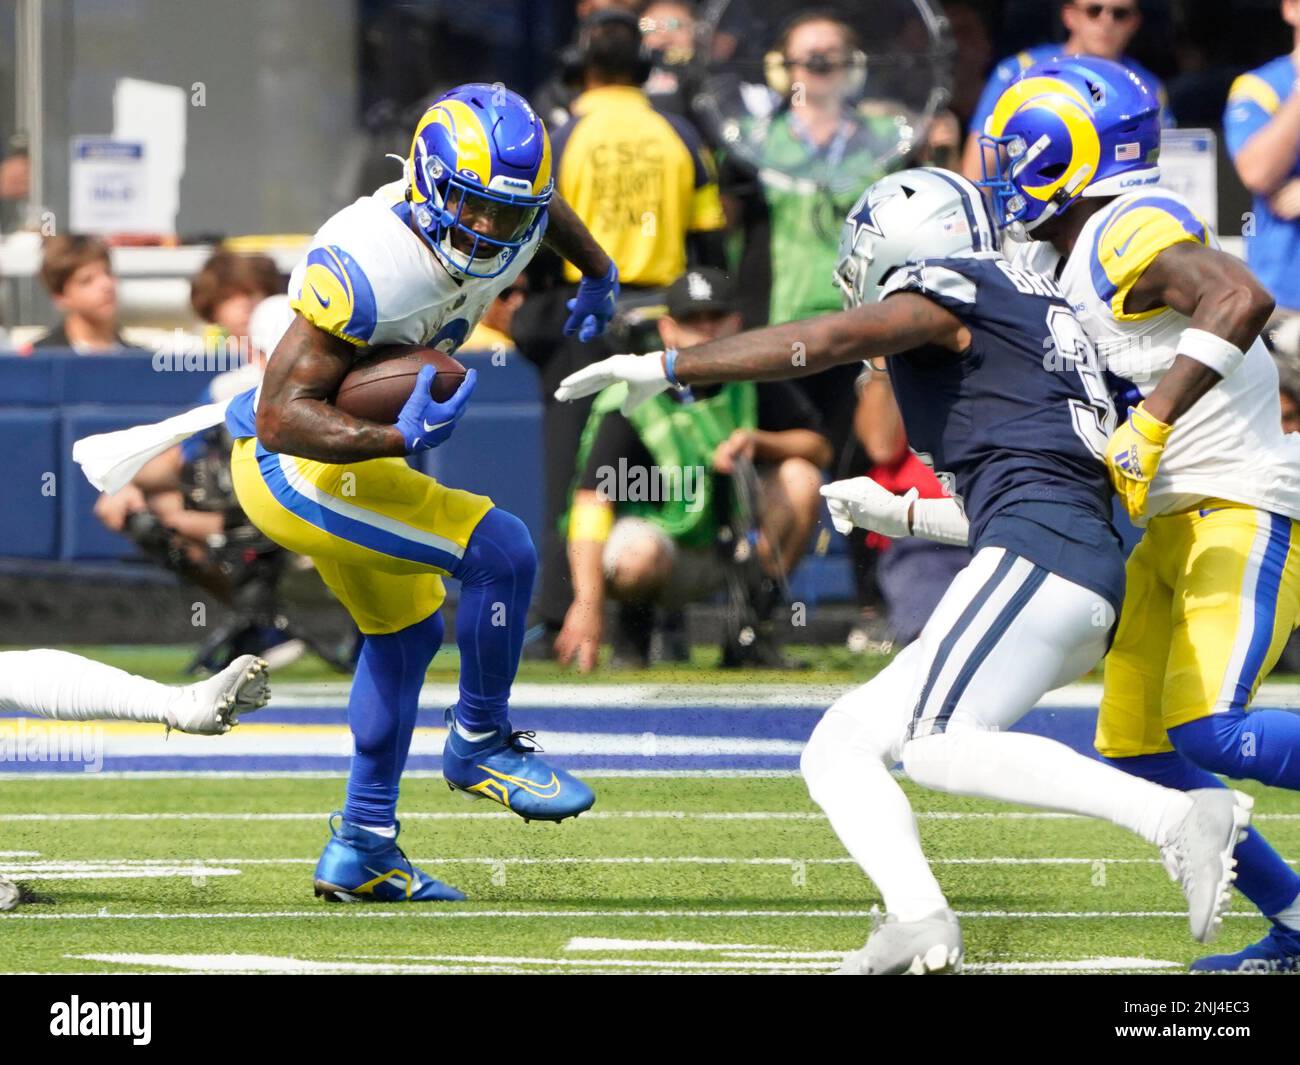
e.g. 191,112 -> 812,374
222,86 -> 618,902
557,167 -> 1252,974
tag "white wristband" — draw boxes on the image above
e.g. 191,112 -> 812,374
1176,327 -> 1245,379
909,497 -> 971,547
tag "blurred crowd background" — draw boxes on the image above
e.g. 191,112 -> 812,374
3,0 -> 1300,675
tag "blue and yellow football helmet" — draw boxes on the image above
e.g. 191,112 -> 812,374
977,56 -> 1161,239
407,83 -> 553,279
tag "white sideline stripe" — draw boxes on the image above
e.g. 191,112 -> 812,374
0,729 -> 804,760
0,850 -> 39,857
1,908 -> 1267,921
44,679 -> 1291,711
4,809 -> 1297,823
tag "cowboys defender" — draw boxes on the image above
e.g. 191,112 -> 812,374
225,84 -> 620,902
556,167 -> 1251,974
977,55 -> 1300,973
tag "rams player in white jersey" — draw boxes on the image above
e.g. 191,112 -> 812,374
219,84 -> 620,902
972,56 -> 1300,972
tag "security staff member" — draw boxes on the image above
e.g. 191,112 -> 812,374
515,7 -> 727,654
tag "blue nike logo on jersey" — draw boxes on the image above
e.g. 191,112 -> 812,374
309,284 -> 331,308
1114,232 -> 1139,257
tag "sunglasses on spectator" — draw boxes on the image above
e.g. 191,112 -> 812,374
639,16 -> 689,33
1071,2 -> 1137,21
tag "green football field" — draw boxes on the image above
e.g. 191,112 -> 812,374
2,773 -> 1296,974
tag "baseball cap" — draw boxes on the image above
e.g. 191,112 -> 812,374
665,268 -> 737,319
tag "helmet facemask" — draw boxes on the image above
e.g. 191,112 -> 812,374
413,156 -> 550,279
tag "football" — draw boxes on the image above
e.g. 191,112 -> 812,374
333,345 -> 468,424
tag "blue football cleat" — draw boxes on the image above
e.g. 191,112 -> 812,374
312,813 -> 465,903
441,707 -> 596,822
1190,921 -> 1300,973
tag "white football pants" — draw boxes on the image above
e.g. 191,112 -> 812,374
801,546 -> 1194,921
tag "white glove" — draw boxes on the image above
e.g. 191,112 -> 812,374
555,351 -> 673,415
820,478 -> 917,538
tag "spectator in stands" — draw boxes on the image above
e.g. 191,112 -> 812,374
514,6 -> 728,659
725,12 -> 904,466
960,0 -> 1171,182
847,366 -> 969,653
29,235 -> 142,354
533,0 -> 643,131
639,0 -> 701,116
189,250 -> 283,348
555,268 -> 830,671
1224,0 -> 1300,317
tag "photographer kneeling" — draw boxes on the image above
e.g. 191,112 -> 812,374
556,269 -> 831,671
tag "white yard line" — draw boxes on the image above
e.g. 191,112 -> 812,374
4,809 -> 1297,823
11,855 -> 1292,868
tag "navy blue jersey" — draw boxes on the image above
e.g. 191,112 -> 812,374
882,254 -> 1126,609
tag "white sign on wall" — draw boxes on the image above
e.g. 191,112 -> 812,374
69,137 -> 150,234
1158,128 -> 1219,232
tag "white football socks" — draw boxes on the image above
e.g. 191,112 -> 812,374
0,649 -> 181,725
902,729 -> 1194,847
454,720 -> 496,743
802,711 -> 949,923
1271,889 -> 1300,932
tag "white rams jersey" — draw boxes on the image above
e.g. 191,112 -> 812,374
288,179 -> 541,354
1011,189 -> 1300,525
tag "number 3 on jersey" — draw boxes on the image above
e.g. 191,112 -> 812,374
1046,305 -> 1115,460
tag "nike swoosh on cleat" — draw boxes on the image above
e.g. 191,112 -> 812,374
474,765 -> 562,799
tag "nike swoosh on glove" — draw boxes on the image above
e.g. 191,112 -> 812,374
1104,401 -> 1172,522
564,262 -> 620,342
554,352 -> 672,415
395,365 -> 478,453
819,478 -> 917,538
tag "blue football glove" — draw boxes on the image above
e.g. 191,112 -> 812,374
394,365 -> 478,454
564,261 -> 620,342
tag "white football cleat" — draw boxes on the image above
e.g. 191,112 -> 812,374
837,907 -> 964,975
168,655 -> 270,736
1161,788 -> 1253,944
0,876 -> 19,912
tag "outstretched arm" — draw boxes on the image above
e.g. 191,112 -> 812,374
672,293 -> 966,384
554,293 -> 967,412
